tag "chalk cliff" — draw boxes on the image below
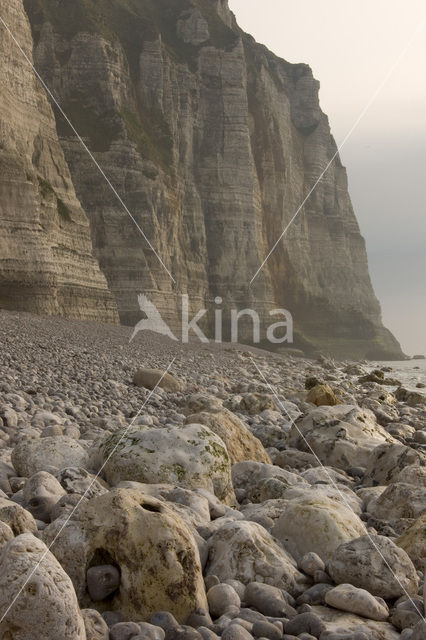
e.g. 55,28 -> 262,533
2,0 -> 402,357
0,0 -> 118,323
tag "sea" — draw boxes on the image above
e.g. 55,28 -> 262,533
370,359 -> 426,391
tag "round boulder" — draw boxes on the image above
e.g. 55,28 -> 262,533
0,533 -> 86,639
328,535 -> 419,599
12,436 -> 89,476
271,495 -> 366,562
92,424 -> 235,504
43,488 -> 208,622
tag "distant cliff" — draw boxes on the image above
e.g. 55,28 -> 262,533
0,0 -> 118,323
1,0 -> 402,357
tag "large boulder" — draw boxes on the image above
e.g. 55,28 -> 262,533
206,520 -> 308,596
366,482 -> 426,521
12,436 -> 89,476
231,461 -> 306,503
23,471 -> 67,523
43,488 -> 207,622
133,369 -> 182,392
286,405 -> 396,470
396,514 -> 426,570
396,464 -> 426,487
328,535 -> 419,599
306,384 -> 341,406
324,583 -> 389,621
92,424 -> 235,504
0,533 -> 86,640
184,409 -> 270,464
271,495 -> 366,562
364,443 -> 426,486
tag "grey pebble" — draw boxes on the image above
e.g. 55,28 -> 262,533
252,620 -> 282,640
221,624 -> 254,640
285,612 -> 325,638
87,564 -> 120,601
110,621 -> 143,640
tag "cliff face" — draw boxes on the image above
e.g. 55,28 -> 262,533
0,0 -> 118,323
10,0 -> 401,357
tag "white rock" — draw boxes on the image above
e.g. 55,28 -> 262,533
325,584 -> 389,621
328,535 -> 419,599
366,482 -> 426,521
92,424 -> 235,504
184,409 -> 270,464
364,443 -> 426,486
396,464 -> 426,487
206,520 -> 308,595
286,405 -> 396,470
0,533 -> 86,639
23,471 -> 66,523
0,521 -> 13,549
271,494 -> 366,562
43,488 -> 208,622
12,436 -> 89,476
396,514 -> 426,570
207,583 -> 241,618
231,461 -> 306,502
310,604 -> 400,640
0,497 -> 37,534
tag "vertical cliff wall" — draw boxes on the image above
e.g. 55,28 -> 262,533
0,0 -> 118,323
9,0 -> 402,357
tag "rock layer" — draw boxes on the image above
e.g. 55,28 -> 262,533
21,0 -> 403,358
0,0 -> 118,322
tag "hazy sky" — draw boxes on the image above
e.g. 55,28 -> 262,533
229,0 -> 426,356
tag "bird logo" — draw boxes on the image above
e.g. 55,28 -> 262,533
130,294 -> 178,342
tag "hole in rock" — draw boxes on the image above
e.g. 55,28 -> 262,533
140,501 -> 162,513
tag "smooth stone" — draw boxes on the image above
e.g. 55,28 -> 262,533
133,369 -> 182,393
271,494 -> 367,563
150,613 -> 180,631
284,612 -> 325,637
205,575 -> 220,590
252,620 -> 282,640
396,514 -> 426,570
391,597 -> 424,630
165,626 -> 204,640
221,579 -> 245,600
187,608 -> 213,629
102,611 -> 125,627
12,436 -> 89,476
299,552 -> 325,577
137,622 -> 166,640
244,583 -> 296,618
110,622 -> 144,640
221,624 -> 254,640
197,627 -> 221,640
207,584 -> 241,618
325,584 -> 389,621
412,620 -> 426,639
87,564 -> 120,601
297,584 -> 333,606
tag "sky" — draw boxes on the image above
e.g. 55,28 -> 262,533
229,0 -> 426,357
